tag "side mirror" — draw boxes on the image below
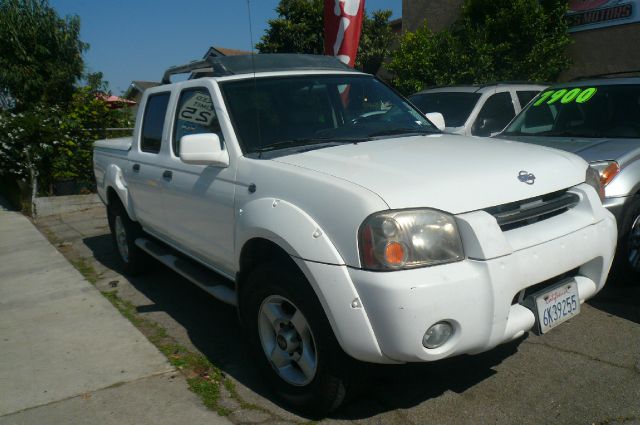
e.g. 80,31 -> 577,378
179,133 -> 229,167
425,112 -> 446,131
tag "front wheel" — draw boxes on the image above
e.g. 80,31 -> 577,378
241,263 -> 356,415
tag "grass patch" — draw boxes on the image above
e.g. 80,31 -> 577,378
101,290 -> 233,417
70,257 -> 100,284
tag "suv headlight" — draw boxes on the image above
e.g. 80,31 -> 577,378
585,165 -> 605,201
359,209 -> 464,271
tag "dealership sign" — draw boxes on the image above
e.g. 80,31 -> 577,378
567,0 -> 640,31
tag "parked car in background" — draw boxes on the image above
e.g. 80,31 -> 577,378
498,77 -> 640,278
409,83 -> 547,137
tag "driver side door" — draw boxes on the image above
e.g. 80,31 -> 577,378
160,84 -> 238,277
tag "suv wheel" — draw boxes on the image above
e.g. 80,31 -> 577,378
614,197 -> 640,281
625,210 -> 640,275
241,263 -> 354,415
107,202 -> 146,276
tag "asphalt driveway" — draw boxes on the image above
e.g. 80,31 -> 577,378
35,205 -> 640,425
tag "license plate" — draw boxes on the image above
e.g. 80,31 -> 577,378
530,280 -> 580,334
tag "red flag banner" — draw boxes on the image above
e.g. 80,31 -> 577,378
324,0 -> 365,68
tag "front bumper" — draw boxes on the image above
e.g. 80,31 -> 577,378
299,185 -> 617,364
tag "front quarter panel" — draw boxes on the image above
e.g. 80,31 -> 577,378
606,157 -> 640,198
234,156 -> 389,267
236,197 -> 344,266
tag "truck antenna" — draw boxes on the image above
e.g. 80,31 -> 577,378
246,0 -> 263,152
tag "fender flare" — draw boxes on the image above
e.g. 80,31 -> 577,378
105,164 -> 138,221
235,197 -> 345,268
235,198 -> 390,363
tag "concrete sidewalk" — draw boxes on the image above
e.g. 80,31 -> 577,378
0,198 -> 230,424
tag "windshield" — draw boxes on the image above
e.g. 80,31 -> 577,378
409,92 -> 481,127
220,74 -> 437,154
503,84 -> 640,139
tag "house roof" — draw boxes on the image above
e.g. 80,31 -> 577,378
203,46 -> 252,60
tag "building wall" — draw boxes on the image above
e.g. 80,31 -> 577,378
402,0 -> 640,81
561,23 -> 640,80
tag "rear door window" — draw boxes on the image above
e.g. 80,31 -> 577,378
141,92 -> 170,153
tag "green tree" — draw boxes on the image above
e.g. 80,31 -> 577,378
357,10 -> 394,74
0,0 -> 87,109
256,0 -> 395,74
256,0 -> 324,55
388,0 -> 571,94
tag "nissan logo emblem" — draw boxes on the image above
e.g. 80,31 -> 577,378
518,171 -> 536,185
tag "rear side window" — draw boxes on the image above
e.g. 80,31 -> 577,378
517,91 -> 540,109
141,92 -> 170,153
173,88 -> 223,156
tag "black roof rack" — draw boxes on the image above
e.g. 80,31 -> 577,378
162,53 -> 356,84
570,70 -> 640,81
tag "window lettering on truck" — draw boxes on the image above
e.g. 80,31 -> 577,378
173,88 -> 224,156
141,92 -> 171,154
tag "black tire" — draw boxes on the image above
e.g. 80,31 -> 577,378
107,201 -> 147,276
241,262 -> 356,416
613,197 -> 640,283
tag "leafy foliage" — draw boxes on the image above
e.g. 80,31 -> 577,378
357,10 -> 394,74
0,0 -> 87,109
52,87 -> 130,186
388,0 -> 572,94
0,105 -> 61,188
256,0 -> 395,74
0,89 -> 132,195
256,0 -> 325,55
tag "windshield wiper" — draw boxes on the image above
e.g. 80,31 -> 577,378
253,137 -> 367,156
367,128 -> 438,138
537,130 -> 604,138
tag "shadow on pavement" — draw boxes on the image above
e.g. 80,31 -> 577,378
83,233 -> 528,418
588,275 -> 640,325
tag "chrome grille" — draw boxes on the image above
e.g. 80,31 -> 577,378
485,189 -> 580,231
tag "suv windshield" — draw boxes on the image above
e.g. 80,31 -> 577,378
503,84 -> 640,139
220,74 -> 437,154
409,92 -> 481,128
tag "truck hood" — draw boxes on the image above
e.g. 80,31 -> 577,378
272,134 -> 587,214
496,135 -> 638,163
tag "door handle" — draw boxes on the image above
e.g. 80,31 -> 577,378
132,163 -> 140,172
162,170 -> 173,180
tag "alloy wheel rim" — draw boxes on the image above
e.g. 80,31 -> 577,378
114,216 -> 129,263
258,295 -> 318,386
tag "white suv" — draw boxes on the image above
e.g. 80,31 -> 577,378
409,83 -> 547,137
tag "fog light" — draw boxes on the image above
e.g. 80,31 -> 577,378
423,322 -> 453,349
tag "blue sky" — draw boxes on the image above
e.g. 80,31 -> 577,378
49,0 -> 401,95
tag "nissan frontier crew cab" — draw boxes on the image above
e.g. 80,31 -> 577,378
93,54 -> 617,414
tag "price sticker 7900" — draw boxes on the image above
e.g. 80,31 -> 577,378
534,87 -> 598,107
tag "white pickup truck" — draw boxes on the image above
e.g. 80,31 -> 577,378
94,54 -> 617,414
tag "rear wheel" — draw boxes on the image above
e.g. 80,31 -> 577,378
241,263 -> 355,415
107,201 -> 146,276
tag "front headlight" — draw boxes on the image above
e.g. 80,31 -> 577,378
359,209 -> 464,271
585,165 -> 605,201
